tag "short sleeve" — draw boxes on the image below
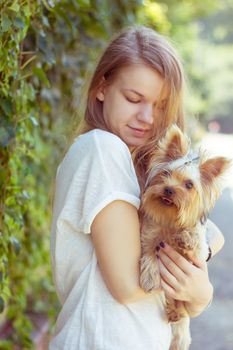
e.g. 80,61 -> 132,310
56,129 -> 141,234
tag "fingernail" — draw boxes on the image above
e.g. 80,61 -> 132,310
159,241 -> 165,248
156,246 -> 160,252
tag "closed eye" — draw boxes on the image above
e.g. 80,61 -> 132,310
126,97 -> 141,104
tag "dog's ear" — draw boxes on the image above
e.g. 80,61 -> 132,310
200,157 -> 231,186
200,156 -> 231,208
146,124 -> 190,177
157,124 -> 190,162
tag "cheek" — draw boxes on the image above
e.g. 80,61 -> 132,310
102,98 -> 119,125
104,94 -> 126,120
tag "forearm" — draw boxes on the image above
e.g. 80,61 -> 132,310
184,282 -> 213,317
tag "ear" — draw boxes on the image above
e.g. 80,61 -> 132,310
200,157 -> 231,187
96,77 -> 106,102
157,124 -> 190,161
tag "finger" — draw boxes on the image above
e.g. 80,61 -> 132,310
160,278 -> 177,299
160,278 -> 189,302
186,251 -> 208,271
158,249 -> 187,283
157,256 -> 180,291
159,242 -> 194,275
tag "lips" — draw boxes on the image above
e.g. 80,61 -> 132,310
128,126 -> 150,138
130,126 -> 149,132
161,196 -> 174,206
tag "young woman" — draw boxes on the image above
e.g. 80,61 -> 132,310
49,26 -> 224,350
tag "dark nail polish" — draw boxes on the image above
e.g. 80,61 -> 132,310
156,254 -> 159,259
156,246 -> 160,252
159,241 -> 165,248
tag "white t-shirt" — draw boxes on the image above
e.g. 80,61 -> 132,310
49,129 -> 171,350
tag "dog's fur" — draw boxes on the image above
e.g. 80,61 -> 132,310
139,124 -> 231,350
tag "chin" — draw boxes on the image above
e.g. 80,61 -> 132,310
143,196 -> 179,227
129,137 -> 150,149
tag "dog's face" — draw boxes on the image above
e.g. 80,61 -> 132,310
142,125 -> 231,228
143,164 -> 204,228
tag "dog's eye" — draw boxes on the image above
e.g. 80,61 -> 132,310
185,181 -> 193,189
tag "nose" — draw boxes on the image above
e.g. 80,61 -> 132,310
164,187 -> 175,197
137,105 -> 154,125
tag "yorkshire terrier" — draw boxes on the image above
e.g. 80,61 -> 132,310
139,124 -> 231,350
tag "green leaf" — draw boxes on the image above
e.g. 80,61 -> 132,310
9,1 -> 20,12
23,5 -> 31,17
0,126 -> 15,147
74,0 -> 91,8
14,17 -> 25,30
32,67 -> 50,87
0,99 -> 13,116
56,7 -> 75,33
1,16 -> 12,32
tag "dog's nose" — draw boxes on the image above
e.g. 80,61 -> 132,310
164,187 -> 175,197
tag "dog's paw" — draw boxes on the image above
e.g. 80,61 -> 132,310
140,272 -> 160,292
167,309 -> 182,323
174,230 -> 198,250
140,255 -> 160,292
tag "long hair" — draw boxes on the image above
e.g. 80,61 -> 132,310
72,25 -> 186,190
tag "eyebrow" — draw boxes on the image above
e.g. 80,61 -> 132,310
123,88 -> 144,97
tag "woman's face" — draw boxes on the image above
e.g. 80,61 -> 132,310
96,64 -> 166,151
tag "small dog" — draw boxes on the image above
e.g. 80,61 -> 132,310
139,124 -> 231,350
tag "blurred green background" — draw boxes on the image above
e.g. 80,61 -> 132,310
0,0 -> 233,348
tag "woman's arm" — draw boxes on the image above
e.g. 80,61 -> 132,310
91,202 -> 224,309
91,200 -> 154,304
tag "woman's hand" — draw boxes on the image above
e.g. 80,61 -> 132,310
157,242 -> 213,317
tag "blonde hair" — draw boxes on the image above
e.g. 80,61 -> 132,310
72,25 -> 186,190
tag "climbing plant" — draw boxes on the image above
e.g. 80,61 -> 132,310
0,0 -> 141,348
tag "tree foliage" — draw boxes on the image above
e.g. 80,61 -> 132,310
0,0 -> 141,347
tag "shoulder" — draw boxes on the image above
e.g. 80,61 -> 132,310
73,129 -> 132,162
77,129 -> 129,151
58,128 -> 137,182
